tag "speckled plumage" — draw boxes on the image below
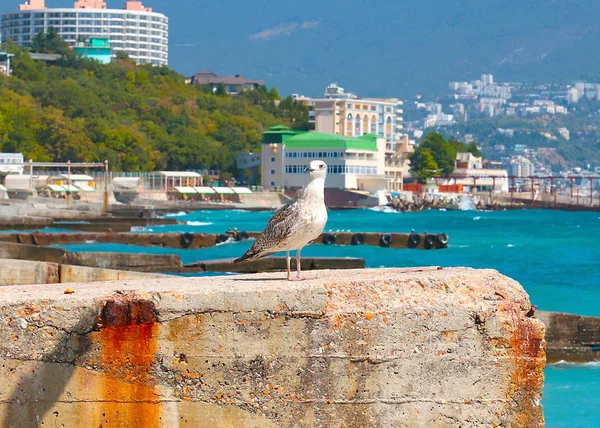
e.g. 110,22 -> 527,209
234,161 -> 328,264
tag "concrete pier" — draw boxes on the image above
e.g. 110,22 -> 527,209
536,310 -> 600,363
0,268 -> 545,427
0,242 -> 183,273
0,258 -> 170,286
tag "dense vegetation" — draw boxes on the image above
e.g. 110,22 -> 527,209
0,31 -> 310,174
409,132 -> 481,182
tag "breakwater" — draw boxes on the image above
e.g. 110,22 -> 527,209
0,231 -> 449,250
0,268 -> 544,427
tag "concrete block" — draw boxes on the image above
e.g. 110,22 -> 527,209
0,258 -> 170,286
536,310 -> 600,362
0,268 -> 545,427
67,251 -> 182,272
0,259 -> 59,285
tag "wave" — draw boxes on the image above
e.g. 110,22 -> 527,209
507,244 -> 515,248
85,240 -> 97,244
186,221 -> 214,226
473,216 -> 481,220
163,211 -> 188,217
216,237 -> 237,246
369,206 -> 398,213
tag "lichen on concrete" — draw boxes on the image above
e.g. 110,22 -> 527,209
0,267 -> 545,427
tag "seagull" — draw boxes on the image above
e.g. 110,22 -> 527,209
234,160 -> 328,280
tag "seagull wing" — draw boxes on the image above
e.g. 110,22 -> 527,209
233,203 -> 298,263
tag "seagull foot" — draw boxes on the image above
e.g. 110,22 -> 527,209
288,276 -> 305,282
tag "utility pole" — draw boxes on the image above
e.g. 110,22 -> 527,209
104,160 -> 109,212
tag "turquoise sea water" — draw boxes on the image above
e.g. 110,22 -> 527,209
57,208 -> 600,427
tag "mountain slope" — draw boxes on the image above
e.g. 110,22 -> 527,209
9,0 -> 600,97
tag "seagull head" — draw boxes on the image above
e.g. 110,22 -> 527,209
306,160 -> 328,179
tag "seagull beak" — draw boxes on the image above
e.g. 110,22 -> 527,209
305,167 -> 315,173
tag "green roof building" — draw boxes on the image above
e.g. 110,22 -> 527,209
74,37 -> 111,64
261,126 -> 387,191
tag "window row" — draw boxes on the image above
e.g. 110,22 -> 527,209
285,151 -> 343,159
285,165 -> 377,175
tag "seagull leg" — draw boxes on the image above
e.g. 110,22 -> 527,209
286,251 -> 291,280
290,248 -> 304,281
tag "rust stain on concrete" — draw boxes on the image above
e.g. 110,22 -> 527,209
503,302 -> 546,427
89,298 -> 161,427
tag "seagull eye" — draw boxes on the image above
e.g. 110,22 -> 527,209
320,164 -> 325,169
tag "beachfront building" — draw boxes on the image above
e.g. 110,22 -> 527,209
0,153 -> 24,175
312,83 -> 404,153
384,135 -> 413,192
261,126 -> 388,193
1,0 -> 168,66
440,152 -> 509,192
189,71 -> 264,95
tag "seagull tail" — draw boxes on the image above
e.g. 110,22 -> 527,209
233,250 -> 272,264
233,253 -> 253,264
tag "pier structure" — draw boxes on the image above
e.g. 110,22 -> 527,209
431,174 -> 600,209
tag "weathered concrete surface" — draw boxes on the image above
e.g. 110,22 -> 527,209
0,258 -> 170,286
0,268 -> 545,427
536,310 -> 600,363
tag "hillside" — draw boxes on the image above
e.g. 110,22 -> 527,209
0,41 -> 309,173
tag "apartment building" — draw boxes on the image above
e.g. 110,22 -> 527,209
1,0 -> 168,66
312,83 -> 404,152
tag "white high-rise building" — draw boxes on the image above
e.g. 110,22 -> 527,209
1,0 -> 168,66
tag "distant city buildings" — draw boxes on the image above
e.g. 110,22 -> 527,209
189,71 -> 264,95
510,155 -> 535,178
449,74 -> 512,101
1,0 -> 168,66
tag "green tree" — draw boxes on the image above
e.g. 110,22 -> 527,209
409,149 -> 439,183
420,132 -> 456,175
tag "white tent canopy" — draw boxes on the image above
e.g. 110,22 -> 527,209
159,171 -> 202,178
44,184 -> 66,193
55,174 -> 94,181
194,187 -> 216,194
231,187 -> 252,194
75,183 -> 95,192
213,187 -> 235,194
174,186 -> 197,194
